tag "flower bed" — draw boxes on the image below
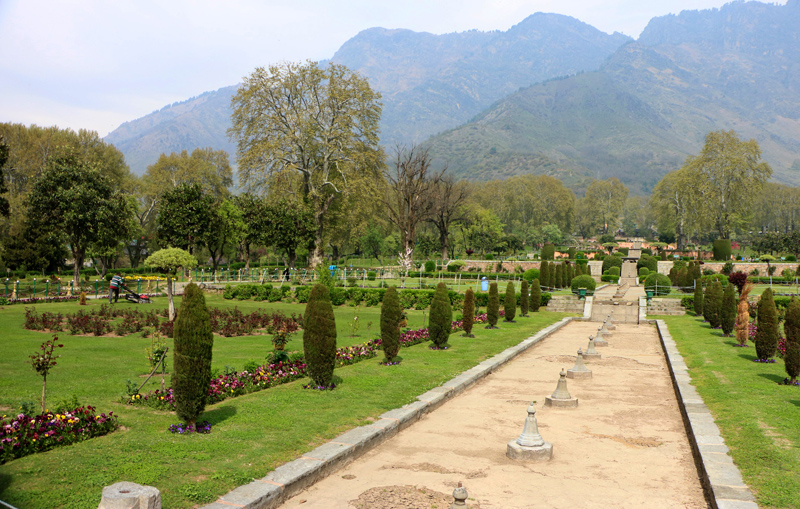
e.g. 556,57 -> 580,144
127,312 -> 499,406
0,406 -> 118,464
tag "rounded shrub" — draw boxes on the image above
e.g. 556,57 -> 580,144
713,239 -> 732,261
487,282 -> 499,328
367,271 -> 376,281
303,284 -> 338,387
541,244 -> 556,260
570,274 -> 596,293
424,261 -> 435,273
380,286 -> 401,362
644,273 -> 671,296
520,280 -> 529,317
637,254 -> 657,273
504,282 -> 516,322
530,279 -> 541,312
172,282 -> 214,428
522,268 -> 540,282
638,267 -> 649,277
606,266 -> 621,277
447,261 -> 465,272
602,255 -> 622,274
462,288 -> 475,337
428,282 -> 453,348
755,288 -> 778,361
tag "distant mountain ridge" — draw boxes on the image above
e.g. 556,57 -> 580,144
104,13 -> 630,175
426,0 -> 800,194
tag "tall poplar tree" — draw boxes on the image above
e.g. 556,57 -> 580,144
755,288 -> 778,361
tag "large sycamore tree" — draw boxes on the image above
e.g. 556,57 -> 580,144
229,61 -> 383,268
685,130 -> 771,239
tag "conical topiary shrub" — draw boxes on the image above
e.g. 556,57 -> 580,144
554,264 -> 563,289
504,281 -> 516,322
172,282 -> 214,428
784,297 -> 800,383
462,287 -> 475,337
540,262 -> 550,291
549,265 -> 557,289
706,281 -> 723,329
429,282 -> 453,348
755,288 -> 778,361
736,283 -> 753,346
487,282 -> 499,328
720,283 -> 736,336
693,279 -> 704,317
530,279 -> 541,313
520,280 -> 529,317
303,284 -> 338,387
380,286 -> 401,363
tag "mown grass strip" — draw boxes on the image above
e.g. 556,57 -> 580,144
661,314 -> 800,509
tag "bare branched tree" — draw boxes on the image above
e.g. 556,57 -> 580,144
428,176 -> 470,259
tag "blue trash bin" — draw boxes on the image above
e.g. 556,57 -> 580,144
329,265 -> 337,277
480,277 -> 489,292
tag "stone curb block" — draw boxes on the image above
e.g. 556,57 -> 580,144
202,316 -> 576,509
655,320 -> 758,509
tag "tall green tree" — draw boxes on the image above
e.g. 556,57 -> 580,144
155,183 -> 215,254
519,280 -> 529,317
462,288 -> 475,337
428,282 -> 453,349
755,288 -> 779,361
487,282 -> 499,328
720,283 -> 737,336
684,130 -> 772,239
380,286 -> 401,363
172,283 -> 213,429
26,149 -> 133,285
693,280 -> 704,317
144,148 -> 233,200
582,178 -> 629,234
530,279 -> 541,312
504,282 -> 516,322
303,284 -> 338,386
204,199 -> 246,272
229,61 -> 384,268
263,199 -> 315,268
233,193 -> 268,269
0,137 -> 11,218
784,297 -> 800,384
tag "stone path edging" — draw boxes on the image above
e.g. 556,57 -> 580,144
655,319 -> 759,509
200,317 -> 577,509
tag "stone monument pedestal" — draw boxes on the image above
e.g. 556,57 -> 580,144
98,482 -> 162,509
506,439 -> 554,461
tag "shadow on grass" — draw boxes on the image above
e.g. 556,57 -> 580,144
203,405 -> 237,426
758,373 -> 786,384
738,353 -> 757,361
789,400 -> 800,408
0,472 -> 11,497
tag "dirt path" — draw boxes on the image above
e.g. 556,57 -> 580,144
280,320 -> 708,509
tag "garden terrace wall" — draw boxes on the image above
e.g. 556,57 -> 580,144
656,262 -> 799,276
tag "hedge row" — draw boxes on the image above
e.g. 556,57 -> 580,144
223,283 -> 552,310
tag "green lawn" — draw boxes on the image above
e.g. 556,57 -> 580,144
0,293 -> 571,508
661,314 -> 800,509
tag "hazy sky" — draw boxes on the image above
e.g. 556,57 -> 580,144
0,0 -> 785,137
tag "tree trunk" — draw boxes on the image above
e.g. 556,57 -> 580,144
41,376 -> 47,414
72,249 -> 84,287
167,276 -> 175,322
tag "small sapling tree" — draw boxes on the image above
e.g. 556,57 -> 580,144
381,286 -> 401,363
144,247 -> 198,321
172,283 -> 214,429
462,287 -> 475,337
30,335 -> 63,414
303,284 -> 338,387
504,281 -> 516,322
428,282 -> 453,348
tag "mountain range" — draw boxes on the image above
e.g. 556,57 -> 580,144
104,0 -> 800,196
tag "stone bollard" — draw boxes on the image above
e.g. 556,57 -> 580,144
98,482 -> 162,509
593,326 -> 608,347
606,314 -> 617,330
600,319 -> 613,338
506,402 -> 553,461
583,335 -> 601,361
451,481 -> 468,508
567,348 -> 592,379
545,369 -> 578,408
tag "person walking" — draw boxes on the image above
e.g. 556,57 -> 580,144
109,272 -> 125,303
